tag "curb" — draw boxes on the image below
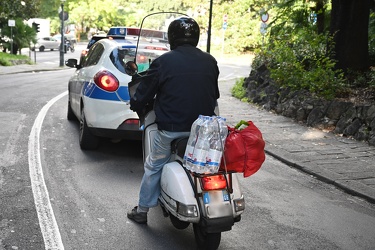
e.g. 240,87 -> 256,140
265,146 -> 375,204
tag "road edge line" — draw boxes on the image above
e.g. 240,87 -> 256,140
28,91 -> 67,250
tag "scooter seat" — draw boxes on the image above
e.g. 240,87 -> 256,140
171,137 -> 188,158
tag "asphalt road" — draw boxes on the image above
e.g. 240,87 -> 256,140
0,62 -> 375,250
22,43 -> 84,65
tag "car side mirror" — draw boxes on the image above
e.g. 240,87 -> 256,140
65,58 -> 81,69
125,61 -> 138,76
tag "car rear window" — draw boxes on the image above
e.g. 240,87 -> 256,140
109,47 -> 136,74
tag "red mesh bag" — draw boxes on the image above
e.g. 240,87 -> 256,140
220,121 -> 266,177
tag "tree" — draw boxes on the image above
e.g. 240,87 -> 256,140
1,18 -> 37,54
0,0 -> 40,20
330,0 -> 371,71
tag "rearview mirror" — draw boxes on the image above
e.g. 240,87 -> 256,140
65,58 -> 80,69
125,61 -> 138,76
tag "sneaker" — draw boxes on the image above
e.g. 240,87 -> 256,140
127,206 -> 147,224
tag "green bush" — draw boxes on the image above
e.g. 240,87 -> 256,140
253,30 -> 346,99
0,52 -> 33,66
231,78 -> 248,102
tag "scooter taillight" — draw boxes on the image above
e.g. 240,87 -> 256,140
201,175 -> 228,191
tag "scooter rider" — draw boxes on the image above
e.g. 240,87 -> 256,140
127,16 -> 220,224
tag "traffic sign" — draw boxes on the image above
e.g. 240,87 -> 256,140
260,22 -> 267,34
223,14 -> 228,22
222,22 -> 227,30
8,20 -> 15,27
59,11 -> 69,21
261,13 -> 269,23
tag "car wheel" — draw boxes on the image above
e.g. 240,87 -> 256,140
67,95 -> 76,121
39,46 -> 45,52
79,109 -> 99,150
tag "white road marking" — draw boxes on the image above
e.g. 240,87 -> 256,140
28,91 -> 68,250
219,73 -> 237,81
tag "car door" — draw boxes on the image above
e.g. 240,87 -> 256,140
73,43 -> 105,116
42,37 -> 53,49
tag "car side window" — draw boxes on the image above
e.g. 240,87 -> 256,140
83,43 -> 104,67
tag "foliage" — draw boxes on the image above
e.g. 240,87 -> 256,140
0,52 -> 33,66
369,9 -> 375,65
0,0 -> 40,52
0,0 -> 40,20
253,28 -> 346,99
251,0 -> 373,100
231,77 -> 248,102
1,18 -> 37,54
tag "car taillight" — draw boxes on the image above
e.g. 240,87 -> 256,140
124,119 -> 139,125
137,55 -> 147,63
94,70 -> 119,92
201,175 -> 228,191
144,46 -> 168,51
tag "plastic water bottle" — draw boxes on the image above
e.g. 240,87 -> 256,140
218,116 -> 228,146
183,115 -> 204,171
192,117 -> 213,173
206,118 -> 222,173
205,117 -> 228,173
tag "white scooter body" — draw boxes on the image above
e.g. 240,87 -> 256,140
142,109 -> 245,226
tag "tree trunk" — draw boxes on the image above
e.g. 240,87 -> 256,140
330,0 -> 370,71
316,0 -> 325,34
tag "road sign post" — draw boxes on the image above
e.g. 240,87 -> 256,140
8,20 -> 15,54
222,15 -> 228,56
260,11 -> 269,49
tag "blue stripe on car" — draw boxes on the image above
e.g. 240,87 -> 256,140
83,82 -> 130,101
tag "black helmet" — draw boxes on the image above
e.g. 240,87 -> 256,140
168,17 -> 200,50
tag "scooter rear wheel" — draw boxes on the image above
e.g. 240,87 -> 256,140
193,224 -> 221,250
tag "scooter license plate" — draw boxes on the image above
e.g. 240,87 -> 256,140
203,190 -> 230,204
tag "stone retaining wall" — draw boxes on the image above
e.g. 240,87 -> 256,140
244,65 -> 375,146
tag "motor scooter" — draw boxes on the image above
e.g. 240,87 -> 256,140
64,39 -> 75,53
125,12 -> 245,250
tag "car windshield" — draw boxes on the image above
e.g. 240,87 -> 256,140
110,47 -> 137,74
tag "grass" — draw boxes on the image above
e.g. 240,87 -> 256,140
0,52 -> 33,66
231,78 -> 249,102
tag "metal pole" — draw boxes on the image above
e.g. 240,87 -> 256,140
10,27 -> 13,54
206,0 -> 213,53
59,3 -> 64,67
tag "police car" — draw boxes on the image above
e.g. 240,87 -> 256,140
65,38 -> 141,150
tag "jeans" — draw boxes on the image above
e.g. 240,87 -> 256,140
138,130 -> 190,210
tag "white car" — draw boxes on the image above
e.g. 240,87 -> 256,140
65,39 -> 142,150
32,36 -> 60,52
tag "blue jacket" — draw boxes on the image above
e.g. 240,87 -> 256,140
130,44 -> 220,132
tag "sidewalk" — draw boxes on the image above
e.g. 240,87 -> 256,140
1,63 -> 375,204
0,62 -> 65,75
218,77 -> 375,205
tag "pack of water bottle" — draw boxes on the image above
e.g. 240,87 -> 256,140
183,115 -> 228,174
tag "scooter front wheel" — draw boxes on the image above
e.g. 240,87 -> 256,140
193,224 -> 221,250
